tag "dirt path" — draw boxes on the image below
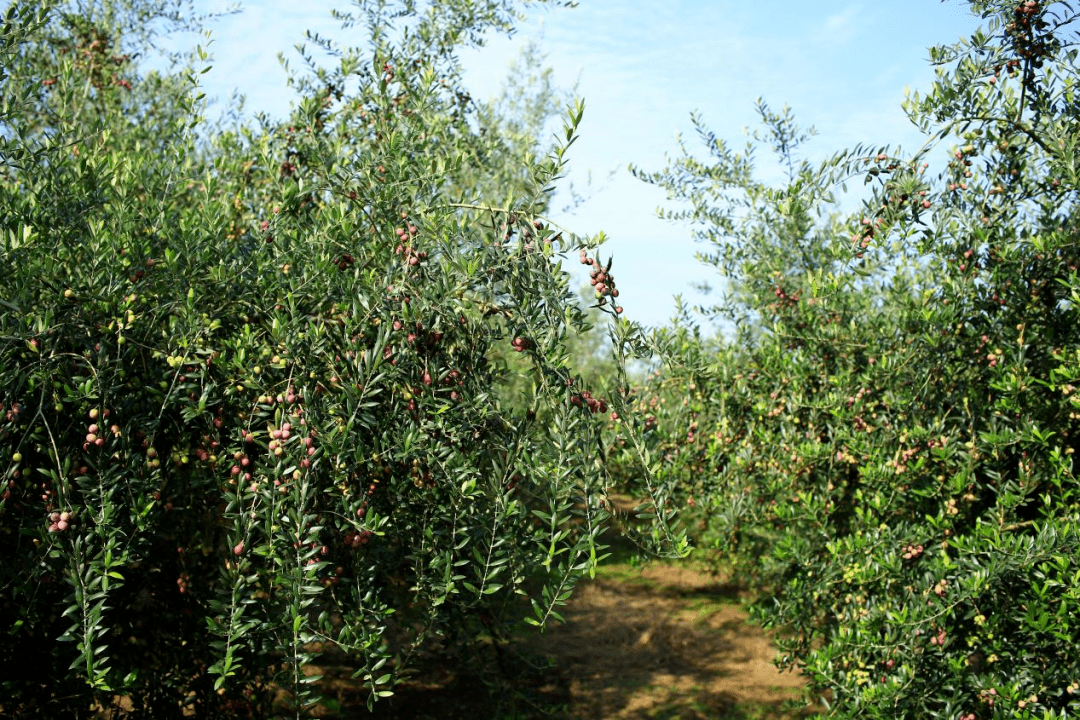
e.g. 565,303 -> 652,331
517,561 -> 807,720
345,556 -> 811,720
94,555 -> 810,719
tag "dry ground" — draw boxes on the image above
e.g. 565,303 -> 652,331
315,552 -> 815,720
90,532 -> 813,718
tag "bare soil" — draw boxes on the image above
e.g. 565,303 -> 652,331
321,555 -> 813,720
520,561 -> 808,719
90,551 -> 811,719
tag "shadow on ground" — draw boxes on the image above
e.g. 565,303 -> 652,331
306,548 -> 810,720
511,560 -> 808,720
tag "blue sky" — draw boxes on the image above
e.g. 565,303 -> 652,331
185,0 -> 983,327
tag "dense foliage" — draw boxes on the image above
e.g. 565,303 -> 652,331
7,0 -> 1080,717
0,0 -> 684,716
628,1 -> 1080,717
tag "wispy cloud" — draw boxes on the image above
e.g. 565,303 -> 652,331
814,5 -> 863,45
184,0 -> 981,327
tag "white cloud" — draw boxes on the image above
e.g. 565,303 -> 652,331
815,5 -> 863,44
177,0 -> 983,328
